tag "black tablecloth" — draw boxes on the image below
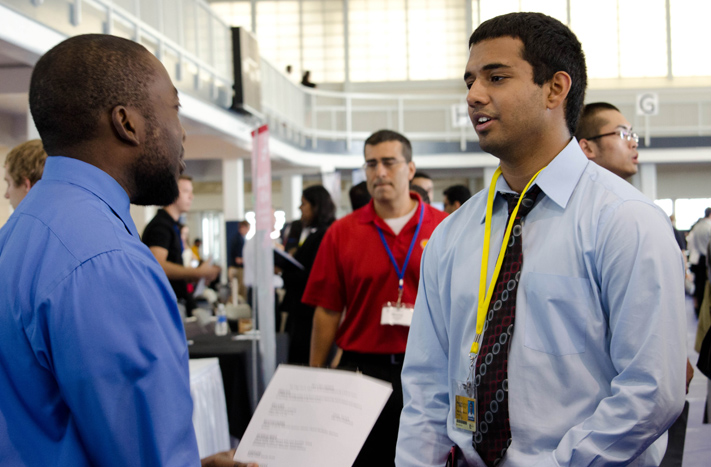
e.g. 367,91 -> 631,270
188,333 -> 289,440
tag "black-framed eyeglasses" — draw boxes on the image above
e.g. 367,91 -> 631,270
587,129 -> 639,144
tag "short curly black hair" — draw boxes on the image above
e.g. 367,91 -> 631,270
469,12 -> 587,137
29,34 -> 156,154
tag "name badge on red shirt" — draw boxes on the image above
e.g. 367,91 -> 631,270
381,301 -> 414,326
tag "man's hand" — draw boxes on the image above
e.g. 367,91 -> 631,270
196,262 -> 221,282
200,449 -> 257,467
686,358 -> 694,394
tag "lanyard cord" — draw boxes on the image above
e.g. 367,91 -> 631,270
376,202 -> 425,293
470,167 -> 545,356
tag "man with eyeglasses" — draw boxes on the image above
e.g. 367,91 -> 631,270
576,102 -> 639,179
578,102 -> 692,467
303,129 -> 447,466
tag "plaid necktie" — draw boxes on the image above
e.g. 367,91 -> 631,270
473,185 -> 541,466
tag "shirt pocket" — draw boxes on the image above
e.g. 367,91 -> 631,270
523,272 -> 591,356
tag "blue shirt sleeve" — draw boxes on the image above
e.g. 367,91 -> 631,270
33,250 -> 200,467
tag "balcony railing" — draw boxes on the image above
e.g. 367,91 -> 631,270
5,0 -> 711,155
2,0 -> 234,108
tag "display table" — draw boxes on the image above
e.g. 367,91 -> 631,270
188,333 -> 289,440
189,358 -> 231,458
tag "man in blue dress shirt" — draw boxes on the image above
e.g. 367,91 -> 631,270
0,35 -> 253,467
396,13 -> 686,467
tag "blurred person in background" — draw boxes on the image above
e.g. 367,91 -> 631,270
442,184 -> 472,214
349,180 -> 371,211
304,129 -> 447,466
3,139 -> 47,210
281,185 -> 336,364
411,171 -> 434,204
143,175 -> 220,315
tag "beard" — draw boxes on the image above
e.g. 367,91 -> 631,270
130,114 -> 181,206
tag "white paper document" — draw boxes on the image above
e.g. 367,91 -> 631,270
234,365 -> 392,467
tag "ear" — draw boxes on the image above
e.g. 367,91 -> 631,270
407,161 -> 416,181
546,71 -> 572,111
20,177 -> 32,194
111,105 -> 141,146
579,138 -> 597,160
454,200 -> 462,210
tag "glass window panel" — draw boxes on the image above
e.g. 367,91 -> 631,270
348,0 -> 407,81
256,1 -> 301,76
479,0 -> 518,23
655,199 -> 673,217
407,0 -> 467,81
671,0 -> 711,76
675,199 -> 711,231
570,0 -> 619,79
210,1 -> 252,29
520,0 -> 567,24
619,0 -> 667,77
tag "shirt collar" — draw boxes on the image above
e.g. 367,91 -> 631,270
358,192 -> 423,230
479,138 -> 589,224
41,156 -> 140,238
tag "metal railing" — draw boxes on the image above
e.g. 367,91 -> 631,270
260,58 -> 475,152
6,0 -> 711,154
261,57 -> 711,153
2,0 -> 234,108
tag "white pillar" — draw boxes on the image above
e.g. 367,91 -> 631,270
27,108 -> 40,140
638,162 -> 657,201
483,166 -> 497,189
223,159 -> 245,221
468,177 -> 478,196
281,174 -> 303,222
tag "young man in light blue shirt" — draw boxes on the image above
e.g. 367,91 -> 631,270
397,13 -> 686,467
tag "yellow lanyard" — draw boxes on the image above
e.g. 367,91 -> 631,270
469,166 -> 545,357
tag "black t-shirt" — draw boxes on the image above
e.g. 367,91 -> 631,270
142,209 -> 190,307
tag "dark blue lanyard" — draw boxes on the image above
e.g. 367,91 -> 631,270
376,203 -> 425,292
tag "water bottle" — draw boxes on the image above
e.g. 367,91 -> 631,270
215,303 -> 230,336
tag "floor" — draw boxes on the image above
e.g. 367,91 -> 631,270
682,297 -> 711,466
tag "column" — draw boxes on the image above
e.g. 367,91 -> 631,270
281,174 -> 303,222
482,166 -> 497,189
222,159 -> 246,284
27,108 -> 40,140
638,162 -> 658,201
223,158 -> 245,222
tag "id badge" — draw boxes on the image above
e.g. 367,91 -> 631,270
453,379 -> 477,432
380,301 -> 415,326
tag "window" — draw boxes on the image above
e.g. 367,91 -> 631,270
210,1 -> 253,29
408,0 -> 467,80
302,0 -> 345,83
670,0 -> 711,77
349,0 -> 408,81
207,0 -> 711,83
256,1 -> 301,76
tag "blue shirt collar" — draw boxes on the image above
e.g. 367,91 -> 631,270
480,138 -> 589,224
41,156 -> 140,238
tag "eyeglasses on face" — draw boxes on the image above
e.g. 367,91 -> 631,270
587,129 -> 639,144
363,158 -> 406,171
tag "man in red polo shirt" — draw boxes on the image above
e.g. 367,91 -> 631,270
303,129 -> 447,466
